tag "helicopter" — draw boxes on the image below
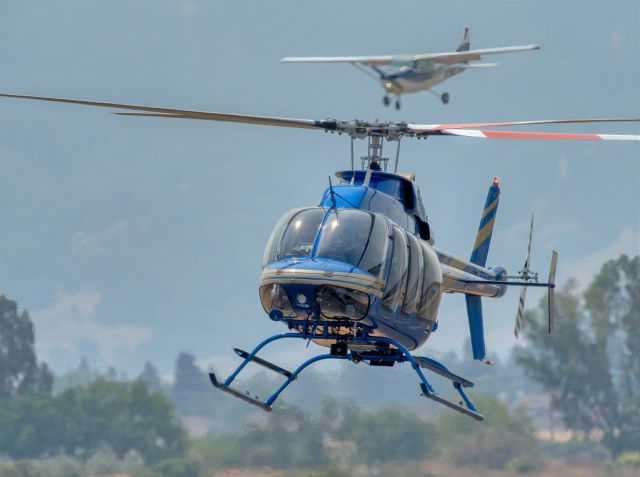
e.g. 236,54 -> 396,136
0,92 -> 638,420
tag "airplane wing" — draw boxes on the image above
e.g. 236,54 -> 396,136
282,45 -> 539,66
451,62 -> 500,68
416,45 -> 540,64
281,55 -> 395,66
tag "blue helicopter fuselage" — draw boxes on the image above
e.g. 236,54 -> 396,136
259,170 -> 506,351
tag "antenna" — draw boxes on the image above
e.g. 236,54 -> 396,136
328,176 -> 337,208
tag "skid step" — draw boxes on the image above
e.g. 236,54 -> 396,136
419,383 -> 483,421
233,348 -> 293,378
414,356 -> 474,388
209,373 -> 272,412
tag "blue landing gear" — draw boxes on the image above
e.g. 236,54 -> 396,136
209,319 -> 483,420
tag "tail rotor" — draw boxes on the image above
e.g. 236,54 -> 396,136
547,251 -> 558,333
514,214 -> 536,338
511,214 -> 557,338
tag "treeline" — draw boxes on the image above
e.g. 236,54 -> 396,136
0,296 -> 195,477
0,378 -> 185,463
0,254 -> 638,476
191,395 -> 540,473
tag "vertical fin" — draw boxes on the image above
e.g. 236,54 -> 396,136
465,295 -> 485,360
456,27 -> 471,52
470,177 -> 500,267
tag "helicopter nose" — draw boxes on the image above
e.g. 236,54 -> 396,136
259,258 -> 382,321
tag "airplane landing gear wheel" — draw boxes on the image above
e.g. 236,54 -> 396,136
395,99 -> 401,110
441,92 -> 450,105
383,95 -> 390,106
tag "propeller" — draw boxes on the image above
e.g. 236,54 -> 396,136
1,92 -> 639,141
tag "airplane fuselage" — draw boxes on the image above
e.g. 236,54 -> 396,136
380,64 -> 465,94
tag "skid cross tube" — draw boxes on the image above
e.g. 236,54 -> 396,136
209,326 -> 483,419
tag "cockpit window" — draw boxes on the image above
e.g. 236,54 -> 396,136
263,208 -> 324,266
277,208 -> 325,260
402,232 -> 424,314
381,225 -> 408,311
315,210 -> 388,277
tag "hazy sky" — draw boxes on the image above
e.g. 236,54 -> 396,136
0,0 -> 638,377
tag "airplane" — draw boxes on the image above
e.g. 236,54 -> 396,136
282,28 -> 540,109
0,92 -> 638,420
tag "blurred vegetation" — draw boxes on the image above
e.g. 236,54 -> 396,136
0,296 -> 52,398
1,254 -> 637,475
515,255 -> 640,458
0,378 -> 186,464
434,394 -> 540,470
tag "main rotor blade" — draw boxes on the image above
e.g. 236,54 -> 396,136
439,129 -> 640,141
0,93 -> 334,131
1,92 -> 638,141
408,118 -> 640,132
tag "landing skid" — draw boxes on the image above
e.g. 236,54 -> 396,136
209,319 -> 484,420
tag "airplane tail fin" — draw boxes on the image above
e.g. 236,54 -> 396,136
465,177 -> 501,362
457,27 -> 471,52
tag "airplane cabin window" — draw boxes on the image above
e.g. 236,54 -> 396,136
381,226 -> 408,311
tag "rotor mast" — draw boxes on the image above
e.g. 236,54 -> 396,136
338,120 -> 410,173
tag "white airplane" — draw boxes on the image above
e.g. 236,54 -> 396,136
282,28 -> 539,109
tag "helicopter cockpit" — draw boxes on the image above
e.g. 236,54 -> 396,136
262,207 -> 388,275
260,206 -> 442,327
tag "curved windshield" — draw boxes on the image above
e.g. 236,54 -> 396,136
417,242 -> 443,322
315,210 -> 388,277
381,225 -> 408,312
263,208 -> 325,265
402,232 -> 423,314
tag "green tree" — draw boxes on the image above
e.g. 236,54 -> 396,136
234,404 -> 326,468
171,352 -> 209,414
435,395 -> 539,470
336,404 -> 437,463
0,296 -> 52,398
515,255 -> 640,457
0,378 -> 187,463
139,361 -> 164,394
